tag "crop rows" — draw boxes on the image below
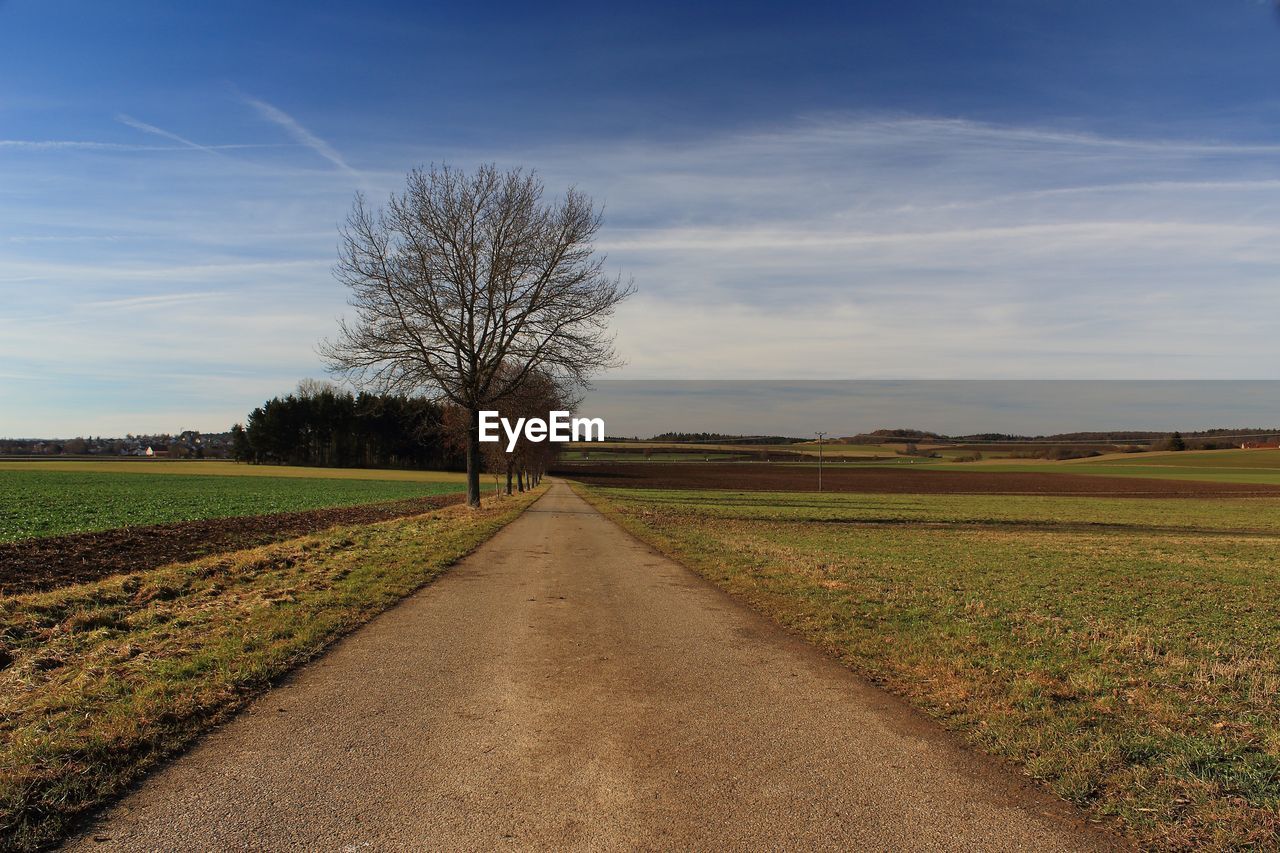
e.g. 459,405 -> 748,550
0,470 -> 464,542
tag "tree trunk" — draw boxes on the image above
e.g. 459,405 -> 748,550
505,462 -> 513,496
466,408 -> 482,507
517,470 -> 525,492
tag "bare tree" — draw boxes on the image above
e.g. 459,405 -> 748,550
490,367 -> 578,494
321,164 -> 633,506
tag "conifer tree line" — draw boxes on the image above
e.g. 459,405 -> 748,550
231,381 -> 462,470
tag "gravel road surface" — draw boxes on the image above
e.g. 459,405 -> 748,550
66,482 -> 1118,851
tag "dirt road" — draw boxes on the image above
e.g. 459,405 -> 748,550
67,482 -> 1116,851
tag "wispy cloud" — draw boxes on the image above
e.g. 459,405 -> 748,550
116,113 -> 220,155
0,140 -> 175,151
2,234 -> 123,244
240,93 -> 360,178
599,221 -> 1277,253
892,179 -> 1280,214
0,139 -> 292,152
508,114 -> 1280,379
843,117 -> 1280,155
84,291 -> 226,310
0,258 -> 329,285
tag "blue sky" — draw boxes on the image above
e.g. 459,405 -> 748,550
3,0 -> 1280,436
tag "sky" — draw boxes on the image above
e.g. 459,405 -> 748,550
2,0 -> 1280,436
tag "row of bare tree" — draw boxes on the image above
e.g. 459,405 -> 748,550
445,367 -> 574,496
322,163 -> 632,507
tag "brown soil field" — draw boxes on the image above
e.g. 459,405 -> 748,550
0,494 -> 464,596
555,462 -> 1280,497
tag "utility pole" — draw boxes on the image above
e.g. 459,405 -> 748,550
815,431 -> 827,492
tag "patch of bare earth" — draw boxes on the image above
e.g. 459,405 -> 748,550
0,494 -> 464,596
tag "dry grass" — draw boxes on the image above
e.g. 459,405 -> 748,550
0,488 -> 541,851
578,484 -> 1280,850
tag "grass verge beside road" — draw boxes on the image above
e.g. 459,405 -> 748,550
577,484 -> 1280,850
0,488 -> 542,851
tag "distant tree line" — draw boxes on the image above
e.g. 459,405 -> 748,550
847,427 -> 1280,447
853,428 -> 942,442
648,432 -> 807,444
231,383 -> 463,470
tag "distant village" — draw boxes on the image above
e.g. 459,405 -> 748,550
0,431 -> 233,459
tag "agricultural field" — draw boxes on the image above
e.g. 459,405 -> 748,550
0,489 -> 542,850
557,460 -> 1280,497
559,442 -> 1280,487
927,448 -> 1280,487
564,440 -> 900,460
559,450 -> 747,461
0,461 -> 471,543
574,482 -> 1280,848
1099,448 -> 1280,469
0,457 -> 540,848
0,459 -> 469,483
568,440 -> 1280,472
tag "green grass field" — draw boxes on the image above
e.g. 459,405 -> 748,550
919,449 -> 1280,486
0,459 -> 469,482
1088,449 -> 1280,469
0,462 -> 474,542
578,484 -> 1280,849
